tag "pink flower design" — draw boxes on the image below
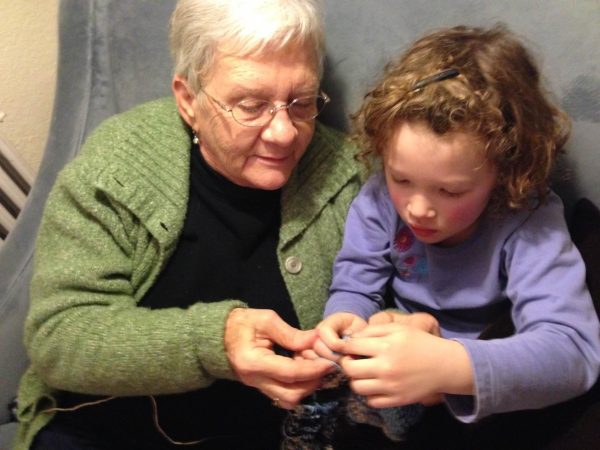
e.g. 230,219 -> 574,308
394,226 -> 414,252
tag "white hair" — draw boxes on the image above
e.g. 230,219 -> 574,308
169,0 -> 325,93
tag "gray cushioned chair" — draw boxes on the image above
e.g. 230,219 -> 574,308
1,1 -> 599,448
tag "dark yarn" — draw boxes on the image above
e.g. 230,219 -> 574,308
281,371 -> 424,449
346,394 -> 424,441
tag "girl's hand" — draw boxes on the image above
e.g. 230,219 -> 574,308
313,312 -> 368,363
368,311 -> 441,336
338,323 -> 474,408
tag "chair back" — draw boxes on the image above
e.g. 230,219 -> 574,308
1,0 -> 599,437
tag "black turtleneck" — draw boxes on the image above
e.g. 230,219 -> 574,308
52,144 -> 298,450
141,142 -> 299,328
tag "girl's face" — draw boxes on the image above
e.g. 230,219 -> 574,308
384,121 -> 497,247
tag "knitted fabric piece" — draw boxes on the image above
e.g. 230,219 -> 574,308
346,392 -> 424,441
281,371 -> 423,448
281,372 -> 344,450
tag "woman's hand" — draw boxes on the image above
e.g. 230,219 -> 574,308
337,323 -> 474,408
224,308 -> 334,409
313,312 -> 368,363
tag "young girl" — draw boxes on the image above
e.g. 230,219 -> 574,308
317,24 -> 600,425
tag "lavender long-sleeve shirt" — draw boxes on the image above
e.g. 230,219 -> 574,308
325,173 -> 600,422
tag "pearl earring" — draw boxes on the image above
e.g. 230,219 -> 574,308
192,131 -> 199,145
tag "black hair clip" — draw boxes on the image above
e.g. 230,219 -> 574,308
412,68 -> 460,91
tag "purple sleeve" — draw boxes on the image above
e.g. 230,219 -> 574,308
447,194 -> 600,422
324,174 -> 396,320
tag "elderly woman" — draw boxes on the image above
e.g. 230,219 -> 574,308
13,1 -> 363,449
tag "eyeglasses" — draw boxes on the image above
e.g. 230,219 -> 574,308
198,88 -> 330,127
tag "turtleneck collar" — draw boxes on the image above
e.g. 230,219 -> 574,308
192,144 -> 281,206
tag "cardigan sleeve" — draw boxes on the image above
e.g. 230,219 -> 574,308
25,143 -> 244,398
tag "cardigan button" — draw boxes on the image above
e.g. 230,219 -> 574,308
284,256 -> 303,274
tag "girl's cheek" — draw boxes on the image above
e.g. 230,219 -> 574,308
447,201 -> 484,226
389,190 -> 406,217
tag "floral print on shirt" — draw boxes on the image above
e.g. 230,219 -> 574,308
393,225 -> 428,281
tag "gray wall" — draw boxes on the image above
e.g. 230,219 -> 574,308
63,0 -> 600,209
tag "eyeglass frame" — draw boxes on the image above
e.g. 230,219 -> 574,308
198,87 -> 330,127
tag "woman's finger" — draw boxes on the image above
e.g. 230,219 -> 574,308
260,377 -> 323,409
264,353 -> 335,383
296,348 -> 320,360
256,310 -> 319,352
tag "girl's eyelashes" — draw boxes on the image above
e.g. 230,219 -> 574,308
440,188 -> 464,198
391,177 -> 410,185
389,175 -> 466,198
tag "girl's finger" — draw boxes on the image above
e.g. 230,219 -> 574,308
362,394 -> 401,409
317,326 -> 346,353
338,335 -> 388,358
349,323 -> 403,338
348,377 -> 384,397
339,355 -> 380,378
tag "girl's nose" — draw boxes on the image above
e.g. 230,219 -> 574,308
407,195 -> 436,219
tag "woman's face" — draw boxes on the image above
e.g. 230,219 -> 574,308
173,43 -> 319,190
384,121 -> 497,247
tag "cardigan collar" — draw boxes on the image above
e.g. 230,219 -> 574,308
95,98 -> 360,253
280,122 -> 361,249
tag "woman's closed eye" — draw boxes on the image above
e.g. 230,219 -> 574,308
236,100 -> 269,114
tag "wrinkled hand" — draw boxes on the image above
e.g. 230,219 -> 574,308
224,308 -> 335,409
337,323 -> 473,408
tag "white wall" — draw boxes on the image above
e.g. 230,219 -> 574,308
0,0 -> 59,176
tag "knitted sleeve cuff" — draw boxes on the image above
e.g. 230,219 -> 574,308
188,300 -> 248,381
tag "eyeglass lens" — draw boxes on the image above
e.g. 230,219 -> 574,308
233,95 -> 328,126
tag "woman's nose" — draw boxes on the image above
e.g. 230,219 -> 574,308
407,195 -> 436,219
261,108 -> 298,146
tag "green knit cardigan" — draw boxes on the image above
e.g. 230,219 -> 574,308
14,97 -> 363,449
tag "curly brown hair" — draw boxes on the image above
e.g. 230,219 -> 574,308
353,24 -> 571,216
